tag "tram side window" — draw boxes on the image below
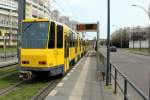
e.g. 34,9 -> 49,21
57,25 -> 63,48
69,32 -> 74,47
48,22 -> 55,48
73,33 -> 76,47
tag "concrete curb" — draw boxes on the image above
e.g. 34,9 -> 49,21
129,51 -> 150,56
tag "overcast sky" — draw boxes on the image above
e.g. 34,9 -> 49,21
52,0 -> 150,39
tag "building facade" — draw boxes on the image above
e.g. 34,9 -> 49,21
128,26 -> 149,48
0,0 -> 18,46
0,0 -> 51,47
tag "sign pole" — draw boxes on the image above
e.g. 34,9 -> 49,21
97,21 -> 100,71
97,21 -> 99,52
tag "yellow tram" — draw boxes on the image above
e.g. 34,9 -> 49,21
19,18 -> 86,79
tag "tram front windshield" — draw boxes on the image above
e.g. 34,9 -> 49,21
21,22 -> 49,48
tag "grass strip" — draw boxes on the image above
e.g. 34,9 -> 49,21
0,78 -> 51,100
0,73 -> 20,90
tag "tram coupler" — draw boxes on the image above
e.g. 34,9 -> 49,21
19,71 -> 32,80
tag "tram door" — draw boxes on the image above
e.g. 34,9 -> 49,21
56,25 -> 64,67
48,22 -> 57,66
64,36 -> 69,72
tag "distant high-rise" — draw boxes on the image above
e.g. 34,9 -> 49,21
51,10 -> 59,21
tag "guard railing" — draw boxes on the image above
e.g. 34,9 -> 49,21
98,52 -> 149,100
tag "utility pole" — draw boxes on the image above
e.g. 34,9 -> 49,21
18,0 -> 26,63
9,0 -> 13,46
106,0 -> 110,86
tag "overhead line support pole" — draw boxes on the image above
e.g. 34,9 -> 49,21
18,0 -> 26,63
106,0 -> 110,86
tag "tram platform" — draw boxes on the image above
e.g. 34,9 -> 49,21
45,51 -> 121,100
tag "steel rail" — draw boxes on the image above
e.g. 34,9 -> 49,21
0,81 -> 24,96
0,62 -> 18,68
30,79 -> 61,100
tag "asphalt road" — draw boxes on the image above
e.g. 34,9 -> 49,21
99,47 -> 150,97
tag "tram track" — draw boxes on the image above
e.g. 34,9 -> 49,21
0,81 -> 24,96
0,60 -> 61,99
0,61 -> 18,69
0,75 -> 62,100
30,79 -> 61,100
0,64 -> 18,79
0,56 -> 79,99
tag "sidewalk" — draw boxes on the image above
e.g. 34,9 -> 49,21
45,51 -> 121,100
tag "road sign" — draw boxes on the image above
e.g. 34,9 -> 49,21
76,23 -> 98,32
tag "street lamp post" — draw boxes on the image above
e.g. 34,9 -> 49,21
132,4 -> 150,54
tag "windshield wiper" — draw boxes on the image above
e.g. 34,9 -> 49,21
22,23 -> 33,32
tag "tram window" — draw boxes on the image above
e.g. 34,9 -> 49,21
69,32 -> 74,47
48,22 -> 55,48
73,33 -> 76,47
68,34 -> 71,47
72,32 -> 75,47
57,25 -> 63,48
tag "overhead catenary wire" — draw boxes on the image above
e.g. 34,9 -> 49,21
65,0 -> 78,19
52,0 -> 68,15
52,0 -> 78,20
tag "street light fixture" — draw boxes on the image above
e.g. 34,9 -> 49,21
132,4 -> 150,54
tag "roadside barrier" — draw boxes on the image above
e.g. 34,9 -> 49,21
98,52 -> 149,100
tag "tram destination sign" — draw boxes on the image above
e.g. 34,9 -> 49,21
76,23 -> 98,32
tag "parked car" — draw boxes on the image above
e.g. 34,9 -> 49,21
110,46 -> 117,52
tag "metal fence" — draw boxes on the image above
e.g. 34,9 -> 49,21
0,53 -> 17,61
98,52 -> 149,100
